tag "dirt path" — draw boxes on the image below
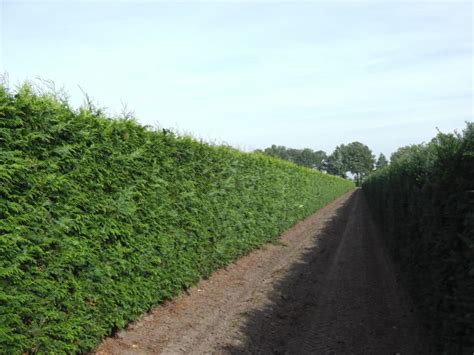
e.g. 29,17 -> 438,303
96,189 -> 430,354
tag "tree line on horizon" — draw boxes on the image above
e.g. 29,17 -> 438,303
255,142 -> 388,185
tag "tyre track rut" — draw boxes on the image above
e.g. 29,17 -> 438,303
96,189 -> 429,354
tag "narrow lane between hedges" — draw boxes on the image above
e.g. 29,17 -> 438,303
96,190 -> 431,354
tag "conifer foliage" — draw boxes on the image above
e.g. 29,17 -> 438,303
363,123 -> 474,353
0,84 -> 354,352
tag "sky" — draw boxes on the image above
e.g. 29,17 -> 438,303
1,0 -> 472,158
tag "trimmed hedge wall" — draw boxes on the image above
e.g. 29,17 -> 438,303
0,84 -> 354,353
363,123 -> 474,353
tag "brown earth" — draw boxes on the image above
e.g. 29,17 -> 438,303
95,189 -> 431,354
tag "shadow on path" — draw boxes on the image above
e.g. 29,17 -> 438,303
221,190 -> 429,354
220,192 -> 355,354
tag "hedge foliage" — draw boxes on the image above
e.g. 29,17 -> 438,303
0,84 -> 354,353
363,123 -> 474,353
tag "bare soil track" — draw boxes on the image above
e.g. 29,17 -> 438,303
96,189 -> 431,354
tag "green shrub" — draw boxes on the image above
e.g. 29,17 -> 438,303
0,83 -> 354,353
363,123 -> 474,353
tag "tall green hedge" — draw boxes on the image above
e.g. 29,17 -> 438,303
363,123 -> 474,353
0,84 -> 354,353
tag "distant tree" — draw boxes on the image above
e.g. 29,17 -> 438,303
343,142 -> 375,185
312,150 -> 327,170
261,141 -> 375,182
292,148 -> 327,169
326,145 -> 347,178
261,142 -> 375,182
286,148 -> 301,164
326,142 -> 375,183
263,145 -> 289,160
375,153 -> 389,169
260,145 -> 327,171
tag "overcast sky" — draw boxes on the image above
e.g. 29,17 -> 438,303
1,0 -> 472,158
